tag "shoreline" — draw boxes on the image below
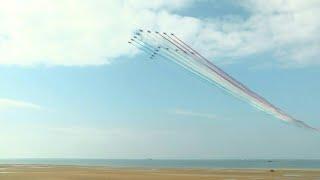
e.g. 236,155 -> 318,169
1,164 -> 320,170
1,159 -> 320,169
1,165 -> 320,179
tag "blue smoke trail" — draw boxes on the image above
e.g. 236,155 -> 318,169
129,30 -> 318,131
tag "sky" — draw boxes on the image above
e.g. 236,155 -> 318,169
0,0 -> 320,159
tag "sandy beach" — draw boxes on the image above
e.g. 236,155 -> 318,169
0,165 -> 319,180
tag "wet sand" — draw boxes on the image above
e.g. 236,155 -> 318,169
0,165 -> 320,180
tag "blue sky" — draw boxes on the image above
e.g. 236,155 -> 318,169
0,0 -> 320,159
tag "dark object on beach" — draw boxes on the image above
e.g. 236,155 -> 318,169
270,169 -> 275,172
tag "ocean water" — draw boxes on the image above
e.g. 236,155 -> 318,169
1,159 -> 320,169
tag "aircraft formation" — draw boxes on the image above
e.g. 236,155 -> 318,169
128,29 -> 318,131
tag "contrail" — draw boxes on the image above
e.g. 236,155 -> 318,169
129,29 -> 318,131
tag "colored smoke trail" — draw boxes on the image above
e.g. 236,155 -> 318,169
129,29 -> 318,131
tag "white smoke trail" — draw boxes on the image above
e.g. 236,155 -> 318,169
130,30 -> 318,131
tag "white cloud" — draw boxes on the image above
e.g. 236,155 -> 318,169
176,0 -> 319,67
125,0 -> 193,11
0,0 -> 319,67
172,109 -> 216,120
0,0 -> 194,66
0,98 -> 41,110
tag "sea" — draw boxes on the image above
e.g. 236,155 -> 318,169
1,159 -> 320,169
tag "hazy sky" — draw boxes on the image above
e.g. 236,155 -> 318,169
0,0 -> 319,159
